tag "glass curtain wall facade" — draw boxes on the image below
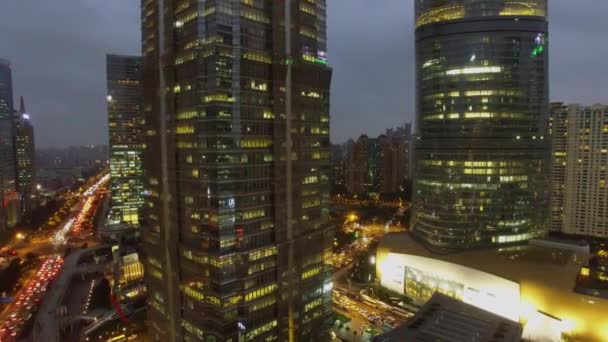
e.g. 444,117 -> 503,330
140,0 -> 333,341
106,55 -> 144,225
412,0 -> 549,250
0,58 -> 19,232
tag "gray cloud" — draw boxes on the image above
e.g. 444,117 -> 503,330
1,0 -> 606,147
0,0 -> 139,148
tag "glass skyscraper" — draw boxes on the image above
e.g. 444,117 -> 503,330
106,54 -> 144,225
412,0 -> 549,250
0,58 -> 19,232
140,1 -> 333,341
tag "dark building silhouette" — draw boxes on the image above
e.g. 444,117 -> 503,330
0,58 -> 19,231
14,96 -> 35,215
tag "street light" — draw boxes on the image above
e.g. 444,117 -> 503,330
15,232 -> 25,240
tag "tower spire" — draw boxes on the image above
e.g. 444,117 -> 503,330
19,96 -> 25,113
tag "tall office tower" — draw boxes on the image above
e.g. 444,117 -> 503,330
551,104 -> 608,238
412,1 -> 549,250
14,96 -> 36,216
140,1 -> 333,341
106,55 -> 144,225
549,102 -> 568,233
0,58 -> 19,231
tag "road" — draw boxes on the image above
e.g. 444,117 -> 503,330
0,173 -> 108,342
34,245 -> 111,342
0,255 -> 63,341
331,207 -> 411,341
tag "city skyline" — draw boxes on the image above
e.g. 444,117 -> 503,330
0,1 -> 607,342
0,0 -> 607,148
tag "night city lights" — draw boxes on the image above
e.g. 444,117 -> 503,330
0,1 -> 607,342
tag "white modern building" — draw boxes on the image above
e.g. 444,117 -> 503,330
376,233 -> 608,342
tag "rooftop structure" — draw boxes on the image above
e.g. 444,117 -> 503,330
374,292 -> 522,342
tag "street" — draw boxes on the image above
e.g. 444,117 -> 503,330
0,173 -> 108,342
331,208 -> 412,341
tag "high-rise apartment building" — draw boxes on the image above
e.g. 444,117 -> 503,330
386,122 -> 412,179
14,96 -> 35,216
551,103 -> 608,238
0,58 -> 19,231
412,0 -> 550,250
140,1 -> 333,341
378,135 -> 407,194
345,131 -> 409,195
330,144 -> 345,189
344,135 -> 379,194
549,102 -> 568,233
106,55 -> 144,225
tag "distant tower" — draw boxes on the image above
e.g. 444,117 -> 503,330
14,96 -> 36,215
0,58 -> 20,230
106,55 -> 144,225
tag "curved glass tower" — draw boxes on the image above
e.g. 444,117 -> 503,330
412,0 -> 549,250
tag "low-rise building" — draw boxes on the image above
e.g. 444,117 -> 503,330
376,233 -> 608,342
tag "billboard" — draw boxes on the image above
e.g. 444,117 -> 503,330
379,252 -> 521,321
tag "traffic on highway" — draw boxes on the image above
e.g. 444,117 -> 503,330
0,256 -> 63,341
0,172 -> 109,342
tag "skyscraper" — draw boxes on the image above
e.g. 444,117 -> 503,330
106,55 -> 144,225
549,102 -> 568,233
140,1 -> 333,341
0,58 -> 19,231
412,1 -> 549,250
14,96 -> 35,216
551,103 -> 608,238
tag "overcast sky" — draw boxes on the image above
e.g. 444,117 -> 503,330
1,1 -> 607,148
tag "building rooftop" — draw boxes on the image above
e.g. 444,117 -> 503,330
377,233 -> 586,285
376,233 -> 608,342
374,293 -> 522,342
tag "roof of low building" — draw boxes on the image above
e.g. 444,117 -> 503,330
374,292 -> 522,342
377,232 -> 585,286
